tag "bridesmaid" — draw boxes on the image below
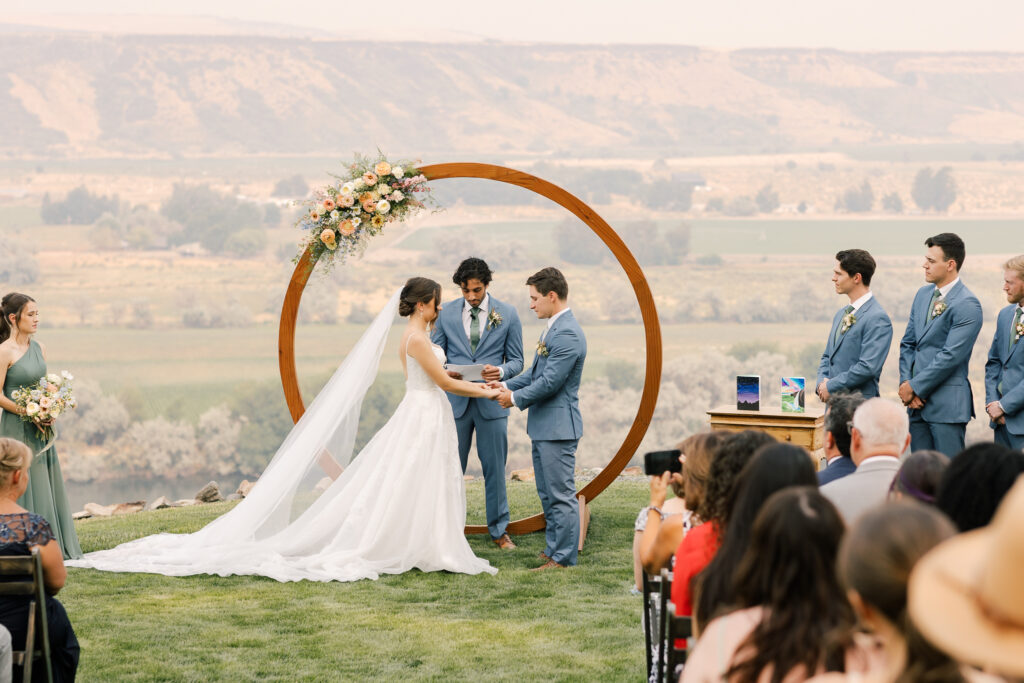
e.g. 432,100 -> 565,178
0,293 -> 82,559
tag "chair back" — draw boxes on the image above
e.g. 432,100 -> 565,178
0,547 -> 53,683
663,602 -> 693,682
641,570 -> 662,681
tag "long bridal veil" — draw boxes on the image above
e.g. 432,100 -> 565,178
68,289 -> 401,569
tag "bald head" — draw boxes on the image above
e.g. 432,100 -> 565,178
851,398 -> 910,464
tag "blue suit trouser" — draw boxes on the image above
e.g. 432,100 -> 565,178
909,412 -> 966,457
531,439 -> 579,566
994,423 -> 1024,451
454,399 -> 510,539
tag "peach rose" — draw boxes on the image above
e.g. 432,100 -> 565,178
362,201 -> 376,214
39,397 -> 52,410
309,211 -> 320,222
320,228 -> 337,249
375,161 -> 392,176
323,198 -> 336,211
359,192 -> 375,204
337,194 -> 354,208
339,219 -> 356,236
362,172 -> 378,186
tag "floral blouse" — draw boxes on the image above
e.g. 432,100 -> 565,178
0,512 -> 56,550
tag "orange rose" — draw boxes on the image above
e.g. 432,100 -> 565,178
374,161 -> 391,176
362,201 -> 376,213
323,198 -> 336,211
359,192 -> 375,204
337,194 -> 354,208
339,219 -> 355,235
320,228 -> 337,249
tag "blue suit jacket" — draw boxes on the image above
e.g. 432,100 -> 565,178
432,295 -> 524,420
816,296 -> 893,398
505,310 -> 586,442
985,304 -> 1024,436
899,281 -> 983,424
817,456 -> 856,486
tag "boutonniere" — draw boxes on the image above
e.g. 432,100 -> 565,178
932,299 -> 948,319
1015,320 -> 1024,342
487,309 -> 503,330
841,312 -> 857,334
536,341 -> 549,357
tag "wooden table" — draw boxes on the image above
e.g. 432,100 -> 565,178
706,405 -> 826,451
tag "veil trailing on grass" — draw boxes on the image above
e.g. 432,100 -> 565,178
67,289 -> 403,570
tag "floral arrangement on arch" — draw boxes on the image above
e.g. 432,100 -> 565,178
294,154 -> 435,270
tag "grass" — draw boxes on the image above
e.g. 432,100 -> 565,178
64,479 -> 648,681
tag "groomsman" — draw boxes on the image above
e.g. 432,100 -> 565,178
816,249 -> 893,402
898,233 -> 983,457
985,255 -> 1024,450
433,257 -> 524,549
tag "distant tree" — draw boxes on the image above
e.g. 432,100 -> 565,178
263,203 -> 282,226
40,186 -> 119,225
912,167 -> 957,212
106,302 -> 128,326
272,175 -> 309,198
127,299 -> 154,329
605,360 -> 642,391
347,303 -> 374,324
881,192 -> 904,213
704,197 -> 725,213
556,218 -> 607,265
755,184 -> 780,214
621,220 -> 683,266
69,294 -> 95,326
0,241 -> 39,285
724,196 -> 758,217
797,201 -> 808,214
696,254 -> 724,267
842,180 -> 874,212
161,184 -> 266,254
644,180 -> 694,211
196,405 -> 243,476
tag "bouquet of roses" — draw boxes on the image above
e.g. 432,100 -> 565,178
10,371 -> 77,441
294,153 -> 436,272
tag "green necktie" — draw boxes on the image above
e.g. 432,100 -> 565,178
469,306 -> 480,353
1011,307 -> 1023,354
927,288 -> 941,320
834,305 -> 854,344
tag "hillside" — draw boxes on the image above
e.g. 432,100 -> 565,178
2,34 -> 1023,158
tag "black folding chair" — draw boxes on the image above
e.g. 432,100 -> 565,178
0,547 -> 53,683
663,602 -> 693,683
641,570 -> 663,682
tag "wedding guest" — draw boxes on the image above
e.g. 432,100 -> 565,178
670,430 -> 774,618
909,478 -> 1024,681
818,392 -> 866,486
821,398 -> 908,525
808,500 -> 1000,683
934,442 -> 1024,532
693,443 -> 817,634
0,293 -> 82,559
816,249 -> 893,402
0,438 -> 79,682
683,488 -> 862,683
898,233 -> 983,457
888,450 -> 948,504
633,432 -> 723,589
984,254 -> 1024,450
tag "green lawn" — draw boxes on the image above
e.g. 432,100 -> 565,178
64,479 -> 647,681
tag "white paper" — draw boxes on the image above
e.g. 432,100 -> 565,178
445,364 -> 486,381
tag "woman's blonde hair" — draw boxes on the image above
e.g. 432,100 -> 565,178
0,438 -> 30,487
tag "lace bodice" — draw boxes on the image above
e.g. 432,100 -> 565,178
406,340 -> 446,392
0,512 -> 55,549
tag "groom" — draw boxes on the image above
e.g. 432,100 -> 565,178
432,257 -> 524,550
493,267 -> 586,570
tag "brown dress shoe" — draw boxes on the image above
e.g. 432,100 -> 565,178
492,533 -> 517,550
530,559 -> 566,572
538,552 -> 551,562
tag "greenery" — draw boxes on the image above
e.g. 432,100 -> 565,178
41,186 -> 119,225
912,166 -> 957,212
840,180 -> 874,213
160,184 -> 267,255
64,479 -> 647,681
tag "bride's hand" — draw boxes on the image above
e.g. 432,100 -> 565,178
483,387 -> 501,400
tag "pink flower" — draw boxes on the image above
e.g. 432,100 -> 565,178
362,172 -> 378,186
323,198 -> 336,211
39,397 -> 52,410
337,194 -> 354,208
338,220 -> 356,236
309,211 -> 320,222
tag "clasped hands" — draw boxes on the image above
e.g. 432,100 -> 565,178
985,401 -> 1007,425
898,381 -> 926,410
483,380 -> 514,408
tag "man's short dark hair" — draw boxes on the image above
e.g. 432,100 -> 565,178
452,258 -> 492,287
526,267 -> 568,300
925,233 -> 966,272
825,392 -> 866,458
835,249 -> 877,286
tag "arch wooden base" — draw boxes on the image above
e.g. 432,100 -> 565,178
279,163 -> 662,535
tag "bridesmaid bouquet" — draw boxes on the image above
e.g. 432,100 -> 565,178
11,371 -> 77,441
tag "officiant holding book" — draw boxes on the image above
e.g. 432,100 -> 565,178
817,249 -> 893,402
433,258 -> 524,549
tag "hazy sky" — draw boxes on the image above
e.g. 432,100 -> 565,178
4,0 -> 1022,52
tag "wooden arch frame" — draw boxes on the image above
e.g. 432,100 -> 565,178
279,162 -> 662,534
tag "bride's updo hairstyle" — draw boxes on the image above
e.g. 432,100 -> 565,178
0,437 -> 30,490
0,292 -> 35,344
398,277 -> 441,317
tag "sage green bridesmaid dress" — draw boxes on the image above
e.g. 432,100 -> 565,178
1,340 -> 83,559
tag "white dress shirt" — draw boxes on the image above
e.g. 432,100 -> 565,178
462,294 -> 490,341
936,277 -> 960,299
849,291 -> 873,312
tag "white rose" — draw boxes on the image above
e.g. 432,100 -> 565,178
351,216 -> 362,227
376,183 -> 390,196
376,200 -> 391,214
46,373 -> 60,385
353,178 -> 366,190
330,209 -> 340,221
25,402 -> 39,416
341,182 -> 355,195
391,166 -> 404,178
61,370 -> 74,381
390,190 -> 404,202
49,406 -> 61,419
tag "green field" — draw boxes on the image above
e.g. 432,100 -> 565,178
65,479 -> 647,681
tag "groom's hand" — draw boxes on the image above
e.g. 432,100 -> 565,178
496,389 -> 514,408
481,364 -> 501,381
484,381 -> 503,390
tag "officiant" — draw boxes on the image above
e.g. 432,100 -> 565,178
432,258 -> 524,550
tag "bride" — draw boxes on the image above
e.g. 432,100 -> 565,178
68,277 -> 500,582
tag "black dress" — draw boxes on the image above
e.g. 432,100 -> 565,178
0,512 -> 79,682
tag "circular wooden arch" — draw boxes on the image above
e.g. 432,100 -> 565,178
279,162 -> 663,534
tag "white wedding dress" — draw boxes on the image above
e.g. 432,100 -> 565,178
68,291 -> 496,582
